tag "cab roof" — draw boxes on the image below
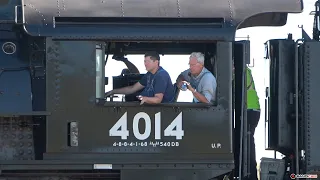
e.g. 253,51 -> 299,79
20,0 -> 303,39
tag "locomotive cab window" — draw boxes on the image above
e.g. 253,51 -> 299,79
95,41 -> 223,107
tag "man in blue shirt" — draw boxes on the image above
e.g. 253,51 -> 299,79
105,52 -> 175,104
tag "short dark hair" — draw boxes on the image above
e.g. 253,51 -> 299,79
144,51 -> 160,61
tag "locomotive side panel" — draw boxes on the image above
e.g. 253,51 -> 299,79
44,39 -> 234,165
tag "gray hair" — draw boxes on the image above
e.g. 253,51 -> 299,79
189,52 -> 205,65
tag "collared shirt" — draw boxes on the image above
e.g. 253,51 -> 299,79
180,67 -> 217,103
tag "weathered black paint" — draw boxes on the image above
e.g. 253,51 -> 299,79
20,0 -> 302,37
0,0 -> 19,21
0,32 -> 32,113
302,41 -> 320,174
26,24 -> 237,41
265,39 -> 295,155
233,41 -> 249,178
44,39 -> 233,164
235,40 -> 251,65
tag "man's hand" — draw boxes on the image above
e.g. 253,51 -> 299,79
105,90 -> 114,97
176,74 -> 186,89
137,93 -> 163,105
137,95 -> 147,105
177,81 -> 184,89
182,81 -> 196,93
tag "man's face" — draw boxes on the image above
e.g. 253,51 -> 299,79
144,56 -> 158,72
189,57 -> 203,75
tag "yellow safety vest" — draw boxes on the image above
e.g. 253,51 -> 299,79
246,67 -> 260,110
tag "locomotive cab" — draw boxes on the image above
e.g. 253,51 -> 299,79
0,0 -> 303,179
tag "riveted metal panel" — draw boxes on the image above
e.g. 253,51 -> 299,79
44,38 -> 234,165
0,116 -> 35,161
302,41 -> 320,173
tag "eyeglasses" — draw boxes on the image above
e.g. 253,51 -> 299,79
189,63 -> 199,67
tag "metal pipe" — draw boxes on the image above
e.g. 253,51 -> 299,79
238,56 -> 246,180
294,39 -> 303,174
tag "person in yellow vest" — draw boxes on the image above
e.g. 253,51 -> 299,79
232,65 -> 260,180
246,67 -> 260,180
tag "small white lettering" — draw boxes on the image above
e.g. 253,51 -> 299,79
112,141 -> 180,147
211,143 -> 222,149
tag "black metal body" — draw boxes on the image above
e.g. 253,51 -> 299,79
262,29 -> 320,177
265,39 -> 296,155
41,40 -> 234,180
300,41 -> 320,174
0,0 -> 304,179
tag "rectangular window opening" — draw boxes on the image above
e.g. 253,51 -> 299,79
95,41 -> 219,108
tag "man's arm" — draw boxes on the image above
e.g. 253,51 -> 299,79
176,74 -> 185,83
142,93 -> 164,104
176,70 -> 189,88
187,74 -> 217,103
191,89 -> 210,103
112,82 -> 144,95
198,75 -> 217,103
143,72 -> 168,104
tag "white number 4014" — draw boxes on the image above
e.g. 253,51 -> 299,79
109,112 -> 184,140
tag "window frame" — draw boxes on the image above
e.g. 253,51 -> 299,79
94,41 -> 233,109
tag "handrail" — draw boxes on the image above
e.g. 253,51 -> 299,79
53,17 -> 225,28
